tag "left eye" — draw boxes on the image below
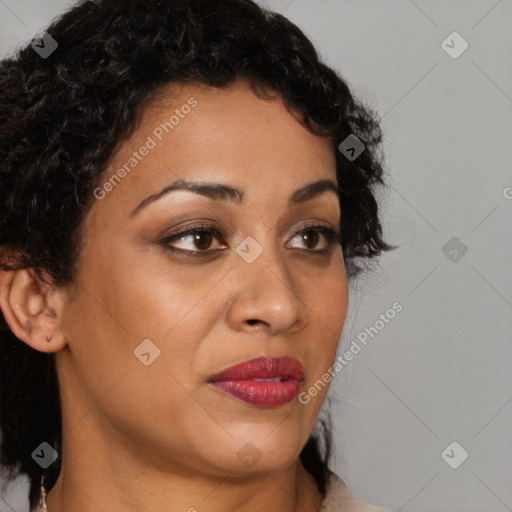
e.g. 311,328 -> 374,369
160,224 -> 340,255
288,227 -> 340,251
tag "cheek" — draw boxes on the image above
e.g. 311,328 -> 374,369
79,239 -> 218,338
83,245 -> 231,384
58,250 -> 215,445
300,257 -> 348,395
304,255 -> 348,334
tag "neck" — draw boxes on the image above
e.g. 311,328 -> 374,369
44,436 -> 324,512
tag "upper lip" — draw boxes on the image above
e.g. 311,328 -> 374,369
208,356 -> 304,382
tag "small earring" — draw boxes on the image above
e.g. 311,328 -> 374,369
46,334 -> 52,342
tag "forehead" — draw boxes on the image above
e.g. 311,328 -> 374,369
96,78 -> 337,217
127,77 -> 334,168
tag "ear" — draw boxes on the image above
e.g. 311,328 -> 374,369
0,266 -> 67,353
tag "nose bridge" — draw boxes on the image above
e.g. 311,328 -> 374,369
226,228 -> 308,333
236,229 -> 295,292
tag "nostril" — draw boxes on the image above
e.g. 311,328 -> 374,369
247,319 -> 259,325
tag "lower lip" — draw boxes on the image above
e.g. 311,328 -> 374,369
209,379 -> 301,408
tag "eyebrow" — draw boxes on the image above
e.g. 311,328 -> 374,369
130,177 -> 339,217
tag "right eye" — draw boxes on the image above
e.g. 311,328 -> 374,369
159,223 -> 228,256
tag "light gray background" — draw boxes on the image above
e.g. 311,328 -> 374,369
1,1 -> 511,511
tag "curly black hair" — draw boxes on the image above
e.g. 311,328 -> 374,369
0,0 -> 394,509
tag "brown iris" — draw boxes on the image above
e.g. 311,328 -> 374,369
193,231 -> 214,250
301,230 -> 319,250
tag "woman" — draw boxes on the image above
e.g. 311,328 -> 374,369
0,0 -> 393,510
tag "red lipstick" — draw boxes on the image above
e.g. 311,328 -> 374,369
208,356 -> 304,408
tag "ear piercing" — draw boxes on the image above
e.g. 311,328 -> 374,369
46,334 -> 52,342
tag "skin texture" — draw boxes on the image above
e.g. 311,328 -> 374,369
0,78 -> 349,512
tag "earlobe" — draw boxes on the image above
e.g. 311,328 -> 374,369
0,267 -> 67,353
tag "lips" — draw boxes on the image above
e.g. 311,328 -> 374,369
209,356 -> 304,382
208,356 -> 304,408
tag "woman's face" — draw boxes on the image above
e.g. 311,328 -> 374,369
56,78 -> 349,476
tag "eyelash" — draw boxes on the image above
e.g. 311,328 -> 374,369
159,222 -> 341,257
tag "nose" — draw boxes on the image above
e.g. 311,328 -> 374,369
225,238 -> 310,335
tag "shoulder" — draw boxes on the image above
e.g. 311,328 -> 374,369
319,469 -> 391,512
